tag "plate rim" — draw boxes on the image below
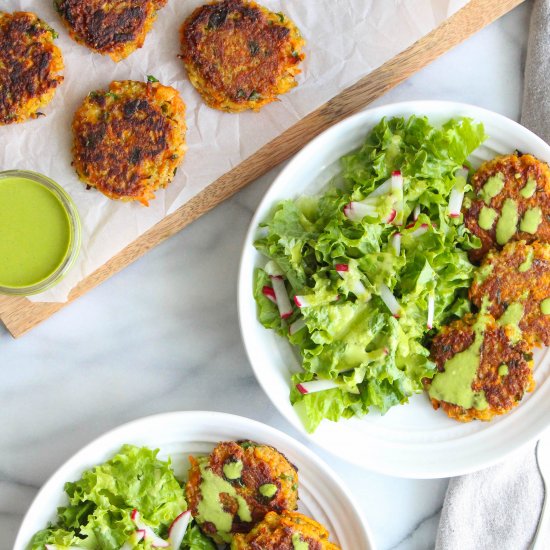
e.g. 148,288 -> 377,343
13,410 -> 375,550
237,99 -> 550,479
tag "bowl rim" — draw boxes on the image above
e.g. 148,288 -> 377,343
13,410 -> 376,550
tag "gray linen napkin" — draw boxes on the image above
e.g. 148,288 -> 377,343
436,1 -> 550,549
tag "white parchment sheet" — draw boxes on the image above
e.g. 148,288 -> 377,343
0,0 -> 468,301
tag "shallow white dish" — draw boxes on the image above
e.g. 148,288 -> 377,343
14,411 -> 374,549
238,100 -> 550,479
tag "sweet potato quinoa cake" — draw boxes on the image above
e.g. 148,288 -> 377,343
72,80 -> 186,206
232,510 -> 341,550
0,11 -> 63,125
427,313 -> 534,422
180,0 -> 305,112
186,440 -> 298,543
463,153 -> 550,263
54,0 -> 168,61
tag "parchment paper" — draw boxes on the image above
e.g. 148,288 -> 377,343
1,0 -> 469,302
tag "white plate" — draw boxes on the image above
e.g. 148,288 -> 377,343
238,100 -> 550,479
13,411 -> 374,549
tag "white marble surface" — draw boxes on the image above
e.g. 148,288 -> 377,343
0,2 -> 533,549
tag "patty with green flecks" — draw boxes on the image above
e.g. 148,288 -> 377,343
463,153 -> 550,263
469,240 -> 550,347
231,510 -> 341,550
186,440 -> 298,543
426,313 -> 534,422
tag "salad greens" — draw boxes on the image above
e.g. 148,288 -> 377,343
253,115 -> 486,432
30,445 -> 215,550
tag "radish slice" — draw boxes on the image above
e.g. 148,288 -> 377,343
120,530 -> 146,550
131,510 -> 170,548
294,295 -> 311,308
262,286 -> 277,304
391,233 -> 401,255
264,260 -> 283,277
391,170 -> 403,189
448,186 -> 464,218
427,294 -> 435,329
378,283 -> 401,317
296,379 -> 339,395
391,171 -> 404,226
413,205 -> 421,221
335,264 -> 368,297
270,276 -> 293,319
168,511 -> 191,550
365,177 -> 392,198
343,201 -> 377,221
409,223 -> 429,238
289,318 -> 306,335
384,209 -> 397,224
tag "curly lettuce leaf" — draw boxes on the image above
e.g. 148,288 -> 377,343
253,115 -> 485,432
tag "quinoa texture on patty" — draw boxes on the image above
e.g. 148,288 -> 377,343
54,0 -> 167,62
180,0 -> 305,112
427,313 -> 534,422
72,80 -> 186,206
231,510 -> 341,550
469,240 -> 550,347
186,440 -> 299,543
464,153 -> 550,263
0,11 -> 63,125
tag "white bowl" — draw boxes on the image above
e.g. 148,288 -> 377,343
13,411 -> 374,549
238,100 -> 550,479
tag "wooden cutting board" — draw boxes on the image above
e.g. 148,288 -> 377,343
0,0 -> 526,337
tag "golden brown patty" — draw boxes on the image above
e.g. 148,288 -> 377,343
427,314 -> 534,422
72,80 -> 186,206
231,510 -> 341,550
469,241 -> 550,347
180,0 -> 305,112
464,154 -> 550,263
186,440 -> 299,543
54,0 -> 167,61
0,11 -> 63,125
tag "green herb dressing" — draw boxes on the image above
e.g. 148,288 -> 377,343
196,459 -> 252,542
495,199 -> 518,245
428,315 -> 490,410
519,207 -> 542,234
498,302 -> 524,344
478,206 -> 498,230
0,176 -> 71,288
223,460 -> 243,480
519,248 -> 534,272
520,178 -> 537,198
480,173 -> 505,204
258,483 -> 278,498
541,299 -> 550,315
498,364 -> 509,376
292,533 -> 309,550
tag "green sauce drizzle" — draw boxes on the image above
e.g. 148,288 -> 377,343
498,364 -> 509,376
519,207 -> 542,234
196,458 -> 252,542
498,302 -> 524,344
292,533 -> 309,550
478,206 -> 498,230
520,178 -> 537,198
428,315 -> 490,410
519,248 -> 534,272
258,483 -> 278,498
541,299 -> 550,315
480,173 -> 505,204
495,199 -> 518,245
223,460 -> 243,480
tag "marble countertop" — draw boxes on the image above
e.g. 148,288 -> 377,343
0,2 -> 533,549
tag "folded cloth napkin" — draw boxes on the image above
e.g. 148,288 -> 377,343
436,1 -> 550,549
